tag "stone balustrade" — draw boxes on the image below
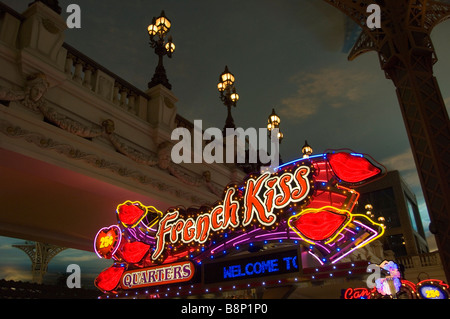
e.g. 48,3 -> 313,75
395,251 -> 442,269
62,43 -> 150,117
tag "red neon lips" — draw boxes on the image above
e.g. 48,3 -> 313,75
120,241 -> 150,263
117,202 -> 147,227
95,265 -> 125,292
289,207 -> 350,242
327,152 -> 381,184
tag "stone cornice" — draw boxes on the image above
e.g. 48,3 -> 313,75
0,114 -> 218,206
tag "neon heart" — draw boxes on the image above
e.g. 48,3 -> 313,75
94,225 -> 122,259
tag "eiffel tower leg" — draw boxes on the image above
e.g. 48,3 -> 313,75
384,51 -> 450,281
13,242 -> 67,284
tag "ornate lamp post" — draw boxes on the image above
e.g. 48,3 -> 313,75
218,66 -> 239,131
267,108 -> 283,143
147,11 -> 175,90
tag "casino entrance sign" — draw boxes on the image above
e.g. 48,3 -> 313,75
94,150 -> 386,293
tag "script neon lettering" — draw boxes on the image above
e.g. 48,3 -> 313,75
223,188 -> 239,228
153,211 -> 179,260
274,174 -> 292,207
196,214 -> 211,243
211,206 -> 224,231
183,218 -> 195,241
151,166 -> 311,260
243,173 -> 272,227
291,167 -> 310,201
263,177 -> 278,213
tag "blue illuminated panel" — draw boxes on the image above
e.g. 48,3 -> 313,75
418,285 -> 447,299
202,247 -> 301,285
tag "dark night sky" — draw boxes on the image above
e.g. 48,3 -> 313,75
1,0 -> 449,286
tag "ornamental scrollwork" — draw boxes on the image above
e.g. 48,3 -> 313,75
0,73 -> 221,196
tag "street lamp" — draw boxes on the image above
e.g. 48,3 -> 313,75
218,66 -> 239,131
147,10 -> 175,90
301,140 -> 313,158
267,108 -> 283,143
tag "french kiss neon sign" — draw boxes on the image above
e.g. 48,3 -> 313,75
94,150 -> 386,293
152,165 -> 310,261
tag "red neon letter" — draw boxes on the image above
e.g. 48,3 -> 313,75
243,173 -> 274,226
291,167 -> 310,201
183,218 -> 195,243
274,174 -> 292,207
195,214 -> 211,243
223,188 -> 239,228
152,211 -> 178,260
211,206 -> 224,231
263,177 -> 278,214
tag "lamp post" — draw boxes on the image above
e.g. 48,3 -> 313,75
147,11 -> 175,90
218,66 -> 239,132
267,108 -> 283,143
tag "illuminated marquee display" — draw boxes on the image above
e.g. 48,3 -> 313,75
344,279 -> 449,299
94,150 -> 387,293
152,165 -> 310,261
416,279 -> 449,300
203,247 -> 301,284
121,261 -> 194,290
94,225 -> 121,259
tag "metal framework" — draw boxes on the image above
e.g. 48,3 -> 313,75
323,0 -> 450,281
13,242 -> 67,284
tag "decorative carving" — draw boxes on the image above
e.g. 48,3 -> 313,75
157,141 -> 172,170
0,118 -> 205,203
0,87 -> 25,103
0,73 -> 224,196
22,73 -> 50,112
41,105 -> 103,138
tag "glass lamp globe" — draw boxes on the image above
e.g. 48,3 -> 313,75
269,109 -> 280,125
230,92 -> 239,102
165,41 -> 175,53
148,24 -> 158,36
220,66 -> 235,87
155,11 -> 171,33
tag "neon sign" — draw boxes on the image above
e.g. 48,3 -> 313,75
417,279 -> 449,300
94,225 -> 121,259
121,261 -> 194,290
203,247 -> 300,284
345,279 -> 449,299
153,165 -> 311,261
94,150 -> 387,293
343,287 -> 371,299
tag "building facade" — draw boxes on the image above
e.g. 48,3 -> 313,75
356,170 -> 429,257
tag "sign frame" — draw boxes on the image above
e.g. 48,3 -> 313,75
201,246 -> 302,287
119,260 -> 195,290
